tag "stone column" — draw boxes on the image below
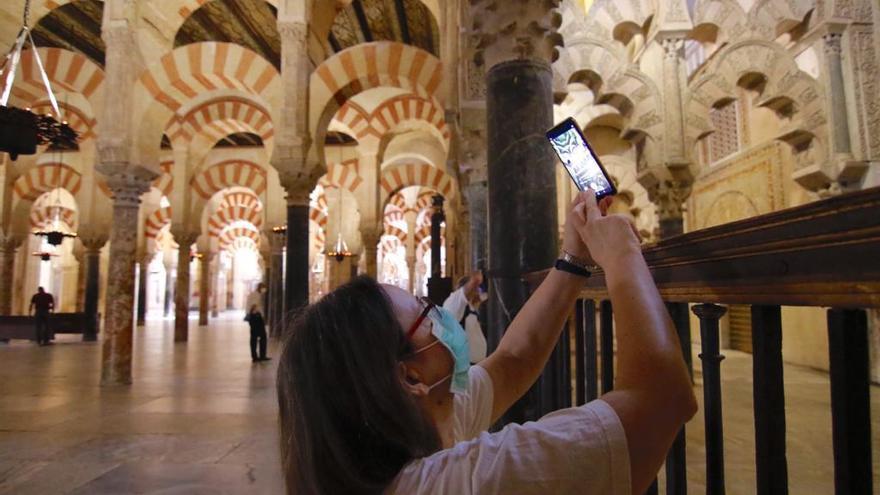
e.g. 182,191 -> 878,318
172,229 -> 198,341
0,232 -> 23,315
361,226 -> 380,279
211,257 -> 220,318
136,254 -> 149,326
823,31 -> 853,158
73,242 -> 86,312
99,173 -> 151,386
464,179 -> 488,271
655,181 -> 691,238
471,0 -> 563,422
163,253 -> 176,318
79,231 -> 107,341
268,229 -> 286,336
404,210 -> 417,293
198,252 -> 212,326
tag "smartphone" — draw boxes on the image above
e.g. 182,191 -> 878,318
546,117 -> 617,200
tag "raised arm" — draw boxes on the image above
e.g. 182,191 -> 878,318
480,193 -> 610,423
575,192 -> 697,495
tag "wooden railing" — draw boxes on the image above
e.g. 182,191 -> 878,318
525,186 -> 880,495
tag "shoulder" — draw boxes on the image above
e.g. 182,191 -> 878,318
393,400 -> 631,495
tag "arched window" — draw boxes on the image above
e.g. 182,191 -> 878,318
707,100 -> 740,163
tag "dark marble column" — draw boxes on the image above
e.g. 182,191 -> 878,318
136,255 -> 149,326
0,234 -> 23,315
464,181 -> 488,271
486,59 -> 559,423
210,258 -> 220,318
198,253 -> 212,326
172,230 -> 198,342
100,175 -> 151,386
427,195 -> 452,304
79,233 -> 107,341
268,230 -> 285,337
284,203 -> 310,317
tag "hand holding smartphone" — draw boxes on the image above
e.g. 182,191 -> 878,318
546,117 -> 617,200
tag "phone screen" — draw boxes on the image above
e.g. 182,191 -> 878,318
547,118 -> 616,199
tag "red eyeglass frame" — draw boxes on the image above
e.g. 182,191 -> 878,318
406,297 -> 435,339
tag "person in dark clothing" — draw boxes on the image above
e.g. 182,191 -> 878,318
245,283 -> 270,363
29,287 -> 55,346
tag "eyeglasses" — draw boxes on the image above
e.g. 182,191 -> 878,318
406,296 -> 437,339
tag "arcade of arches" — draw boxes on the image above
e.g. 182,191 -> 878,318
0,0 -> 879,492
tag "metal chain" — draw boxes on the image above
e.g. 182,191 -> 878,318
23,0 -> 31,27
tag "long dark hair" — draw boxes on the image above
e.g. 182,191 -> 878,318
277,276 -> 441,494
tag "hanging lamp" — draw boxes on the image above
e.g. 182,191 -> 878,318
32,250 -> 58,261
327,191 -> 352,262
0,0 -> 78,160
32,148 -> 77,246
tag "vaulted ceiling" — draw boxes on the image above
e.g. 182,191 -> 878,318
329,0 -> 439,56
31,0 -> 105,67
174,0 -> 281,69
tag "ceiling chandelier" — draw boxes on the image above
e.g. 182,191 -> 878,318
32,249 -> 58,261
32,149 -> 77,246
0,0 -> 78,160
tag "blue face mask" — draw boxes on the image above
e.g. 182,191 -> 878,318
413,306 -> 470,394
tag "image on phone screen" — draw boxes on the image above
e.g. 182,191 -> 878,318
547,118 -> 616,199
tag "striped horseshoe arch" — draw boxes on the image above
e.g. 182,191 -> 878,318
137,43 -> 280,115
379,162 -> 456,206
310,42 -> 443,156
5,48 -> 104,107
30,205 -> 77,231
319,159 -> 362,193
144,206 -> 172,240
13,163 -> 82,201
190,160 -> 267,199
165,97 -> 274,146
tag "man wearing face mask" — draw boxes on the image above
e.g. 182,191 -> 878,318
442,271 -> 488,364
245,282 -> 270,363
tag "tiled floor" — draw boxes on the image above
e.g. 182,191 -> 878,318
0,313 -> 877,494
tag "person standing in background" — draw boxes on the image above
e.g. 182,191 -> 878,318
29,287 -> 55,346
245,283 -> 270,363
442,271 -> 488,364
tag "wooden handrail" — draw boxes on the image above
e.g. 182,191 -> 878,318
525,186 -> 880,308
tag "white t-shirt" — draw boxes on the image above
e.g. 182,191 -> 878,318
442,288 -> 488,363
389,365 -> 632,494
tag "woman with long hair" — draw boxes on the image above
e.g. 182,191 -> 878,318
277,191 -> 697,494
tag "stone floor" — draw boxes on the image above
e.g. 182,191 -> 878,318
0,313 -> 877,494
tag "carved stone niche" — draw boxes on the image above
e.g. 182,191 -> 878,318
469,0 -> 564,69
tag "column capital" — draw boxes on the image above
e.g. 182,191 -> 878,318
0,229 -> 24,251
280,168 -> 323,206
469,0 -> 563,69
78,226 -> 109,253
360,226 -> 382,249
822,32 -> 844,56
277,20 -> 307,44
649,180 -> 692,222
659,35 -> 687,59
170,227 -> 199,248
97,165 -> 156,207
267,228 -> 287,253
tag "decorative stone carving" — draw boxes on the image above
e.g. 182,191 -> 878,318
279,166 -> 324,207
469,0 -> 564,69
650,180 -> 692,222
